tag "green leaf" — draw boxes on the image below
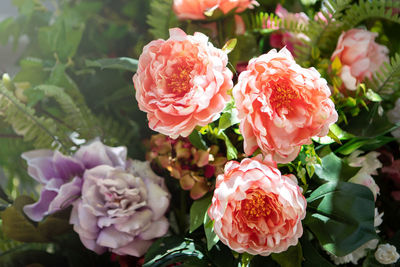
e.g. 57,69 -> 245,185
13,58 -> 47,86
0,184 -> 11,204
189,130 -> 208,150
147,0 -> 179,39
218,107 -> 240,132
85,57 -> 138,72
0,195 -> 71,243
250,255 -> 280,267
189,194 -> 212,233
208,242 -> 235,267
204,213 -> 219,251
271,243 -> 303,267
143,236 -> 207,267
327,129 -> 342,145
0,196 -> 48,242
335,139 -> 370,155
38,18 -> 85,61
301,236 -> 335,267
314,153 -> 361,182
305,182 -> 377,257
221,38 -> 237,54
314,152 -> 342,182
313,124 -> 353,144
0,249 -> 66,267
365,89 -> 382,102
342,103 -> 397,138
219,131 -> 238,160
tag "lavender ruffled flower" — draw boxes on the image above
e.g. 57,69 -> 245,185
69,160 -> 170,257
22,140 -> 127,221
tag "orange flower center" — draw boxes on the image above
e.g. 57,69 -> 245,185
241,191 -> 282,221
166,62 -> 193,96
269,82 -> 299,112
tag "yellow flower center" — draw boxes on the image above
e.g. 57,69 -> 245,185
269,83 -> 299,112
167,63 -> 193,95
241,191 -> 281,220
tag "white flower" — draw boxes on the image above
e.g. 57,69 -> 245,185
347,150 -> 381,200
348,150 -> 382,175
388,98 -> 400,139
327,209 -> 383,265
375,244 -> 400,265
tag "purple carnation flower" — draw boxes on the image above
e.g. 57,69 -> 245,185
69,160 -> 170,257
22,140 -> 127,221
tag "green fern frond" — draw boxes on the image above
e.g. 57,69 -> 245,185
96,114 -> 138,147
367,53 -> 400,94
342,0 -> 400,30
33,85 -> 101,140
147,0 -> 179,39
242,12 -> 281,34
294,0 -> 351,63
0,83 -> 71,151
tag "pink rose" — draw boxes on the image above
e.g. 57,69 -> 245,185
331,29 -> 389,90
233,48 -> 338,163
133,28 -> 233,138
173,0 -> 258,20
208,156 -> 306,255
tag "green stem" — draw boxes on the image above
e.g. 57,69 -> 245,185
240,252 -> 254,267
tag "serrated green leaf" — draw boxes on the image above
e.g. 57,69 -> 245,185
85,57 -> 138,72
305,182 -> 377,257
189,194 -> 212,233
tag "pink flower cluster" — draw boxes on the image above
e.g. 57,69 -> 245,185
208,156 -> 307,255
133,28 -> 233,138
331,29 -> 389,90
233,48 -> 338,163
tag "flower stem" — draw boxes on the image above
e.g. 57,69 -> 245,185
240,252 -> 254,267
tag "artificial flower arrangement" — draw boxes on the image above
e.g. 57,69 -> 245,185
0,0 -> 400,266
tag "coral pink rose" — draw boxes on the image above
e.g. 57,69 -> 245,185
233,48 -> 337,163
133,28 -> 233,138
173,0 -> 258,20
208,155 -> 306,255
331,29 -> 389,90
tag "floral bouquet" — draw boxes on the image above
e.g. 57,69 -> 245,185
0,0 -> 400,266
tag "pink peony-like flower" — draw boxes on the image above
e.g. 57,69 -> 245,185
233,48 -> 338,163
133,28 -> 233,138
70,160 -> 170,257
173,0 -> 258,20
208,155 -> 306,255
331,29 -> 389,90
